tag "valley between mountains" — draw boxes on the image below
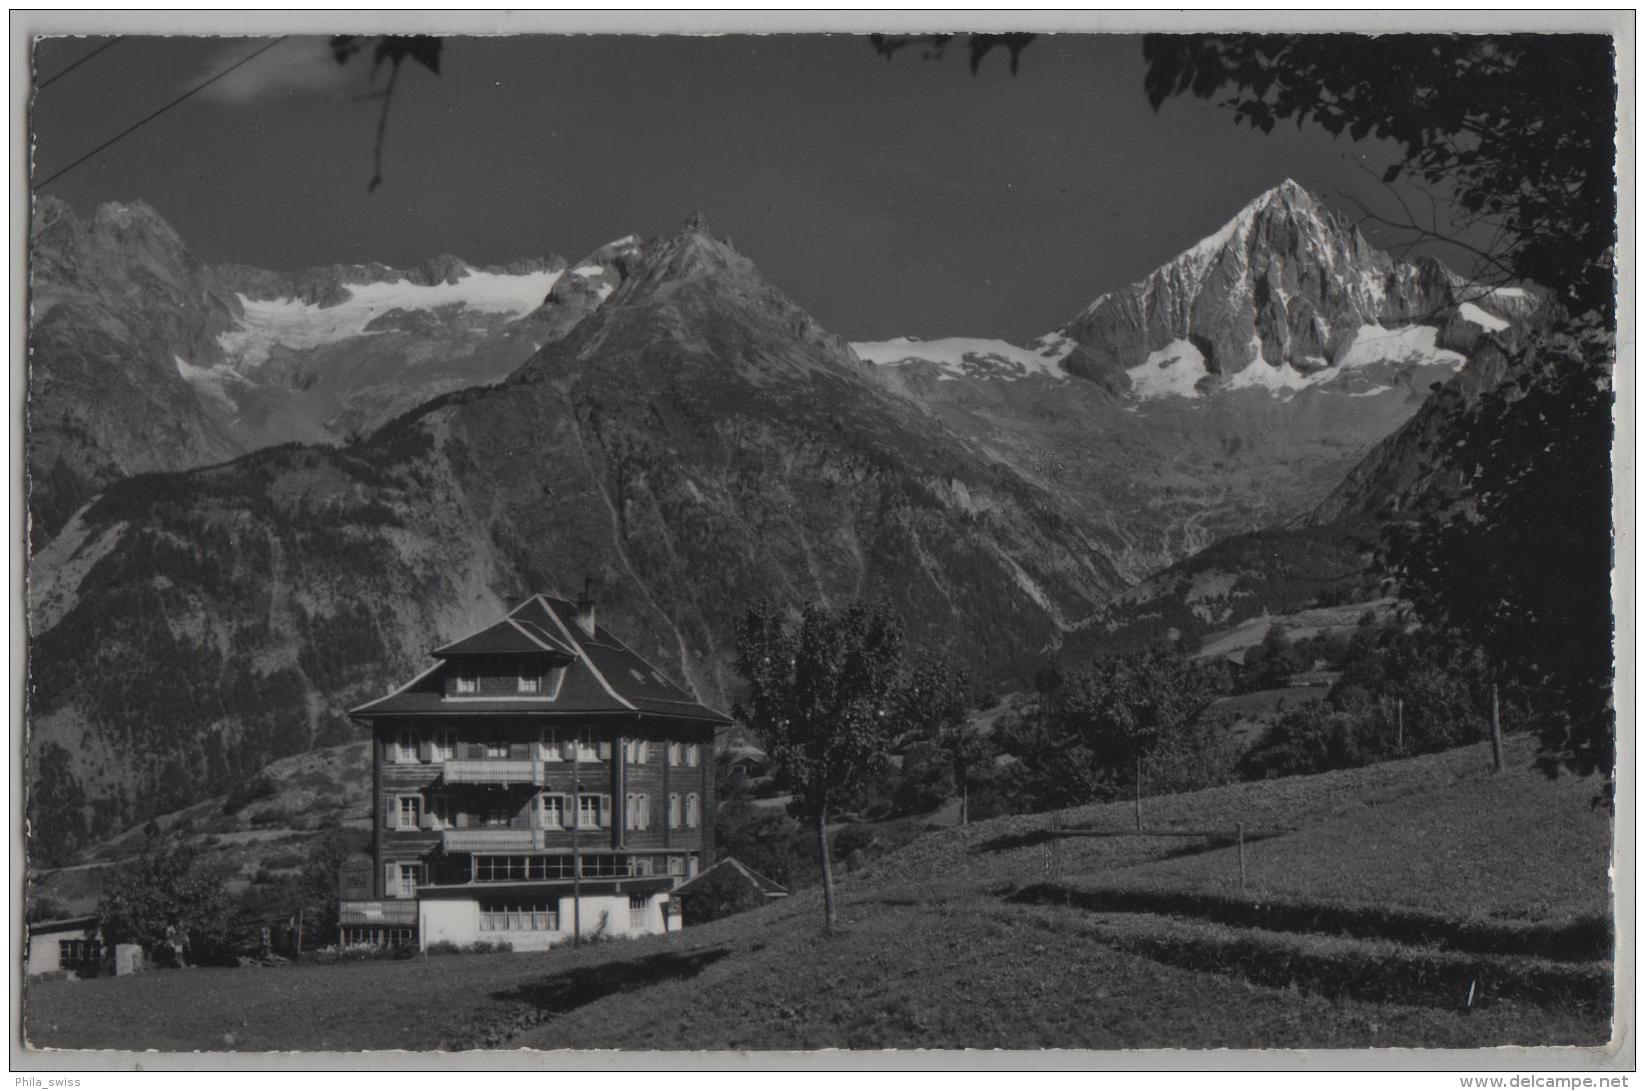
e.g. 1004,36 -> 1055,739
25,180 -> 1540,834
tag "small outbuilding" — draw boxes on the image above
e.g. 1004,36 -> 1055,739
25,917 -> 100,977
671,857 -> 789,925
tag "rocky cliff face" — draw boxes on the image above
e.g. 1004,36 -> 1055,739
26,198 -> 634,545
1057,180 -> 1515,394
27,217 -> 1126,831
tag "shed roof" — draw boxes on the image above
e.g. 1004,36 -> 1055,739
672,857 -> 790,899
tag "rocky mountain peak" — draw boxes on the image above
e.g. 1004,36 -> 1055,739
1059,180 -> 1464,395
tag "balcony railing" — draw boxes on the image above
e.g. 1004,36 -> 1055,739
442,828 -> 536,852
339,900 -> 419,925
442,759 -> 540,785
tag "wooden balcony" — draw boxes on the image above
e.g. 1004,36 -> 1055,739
441,759 -> 540,786
442,828 -> 537,852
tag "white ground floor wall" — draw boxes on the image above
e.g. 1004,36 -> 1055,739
418,891 -> 680,951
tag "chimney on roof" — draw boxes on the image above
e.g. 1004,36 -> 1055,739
574,579 -> 597,637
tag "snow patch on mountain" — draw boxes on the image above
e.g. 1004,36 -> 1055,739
217,266 -> 563,368
1336,324 -> 1465,370
1456,301 -> 1510,333
1128,340 -> 1208,399
852,336 -> 1072,382
1125,322 -> 1465,401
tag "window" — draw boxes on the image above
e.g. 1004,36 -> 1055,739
539,793 -> 565,829
479,803 -> 514,828
575,730 -> 605,763
474,855 -> 528,882
397,863 -> 422,898
578,794 -> 604,830
518,674 -> 541,694
633,855 -> 655,877
58,939 -> 94,966
624,739 -> 650,764
686,743 -> 701,767
580,854 -> 628,878
483,740 -> 510,760
668,793 -> 681,829
428,794 -> 456,830
667,855 -> 685,876
343,927 -> 414,948
433,730 -> 456,761
686,793 -> 701,829
540,729 -> 562,762
625,793 -> 651,832
668,742 -> 684,767
454,670 -> 478,696
394,728 -> 418,763
629,894 -> 651,929
396,796 -> 422,830
479,898 -> 558,932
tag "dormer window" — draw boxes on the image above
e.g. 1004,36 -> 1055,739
518,674 -> 541,694
454,669 -> 478,696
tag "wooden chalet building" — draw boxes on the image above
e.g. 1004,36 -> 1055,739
342,592 -> 730,950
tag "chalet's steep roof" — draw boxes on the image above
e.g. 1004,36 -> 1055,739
431,617 -> 577,658
672,857 -> 790,898
349,595 -> 730,723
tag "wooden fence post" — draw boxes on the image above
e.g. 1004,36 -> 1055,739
1050,812 -> 1063,883
1237,823 -> 1247,893
1396,698 -> 1404,752
1134,755 -> 1142,832
1490,684 -> 1504,772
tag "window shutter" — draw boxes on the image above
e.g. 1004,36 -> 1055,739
599,740 -> 612,761
561,738 -> 576,761
383,796 -> 397,830
418,738 -> 433,763
600,795 -> 612,828
385,863 -> 399,898
510,741 -> 530,761
639,794 -> 650,831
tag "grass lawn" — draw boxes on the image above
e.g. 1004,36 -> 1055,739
23,735 -> 1616,1054
27,893 -> 1606,1053
1101,749 -> 1612,922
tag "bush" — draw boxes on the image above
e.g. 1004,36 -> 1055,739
427,940 -> 513,955
1239,701 -> 1393,779
223,774 -> 277,816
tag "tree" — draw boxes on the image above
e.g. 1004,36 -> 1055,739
28,742 -> 87,867
896,651 -> 991,824
1384,332 -> 1614,779
96,833 -> 233,966
999,646 -> 1227,810
733,600 -> 905,931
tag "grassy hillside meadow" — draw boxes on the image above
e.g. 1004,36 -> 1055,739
24,734 -> 1615,1053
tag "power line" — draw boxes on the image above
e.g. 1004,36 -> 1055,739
35,37 -> 284,191
36,37 -> 124,90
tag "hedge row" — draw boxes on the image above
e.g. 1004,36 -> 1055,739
1011,882 -> 1612,963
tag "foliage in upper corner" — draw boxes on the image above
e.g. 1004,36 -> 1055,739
329,35 -> 444,192
1141,33 -> 1618,320
869,33 -> 1037,74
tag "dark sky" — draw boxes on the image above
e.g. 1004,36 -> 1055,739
32,34 -> 1453,341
